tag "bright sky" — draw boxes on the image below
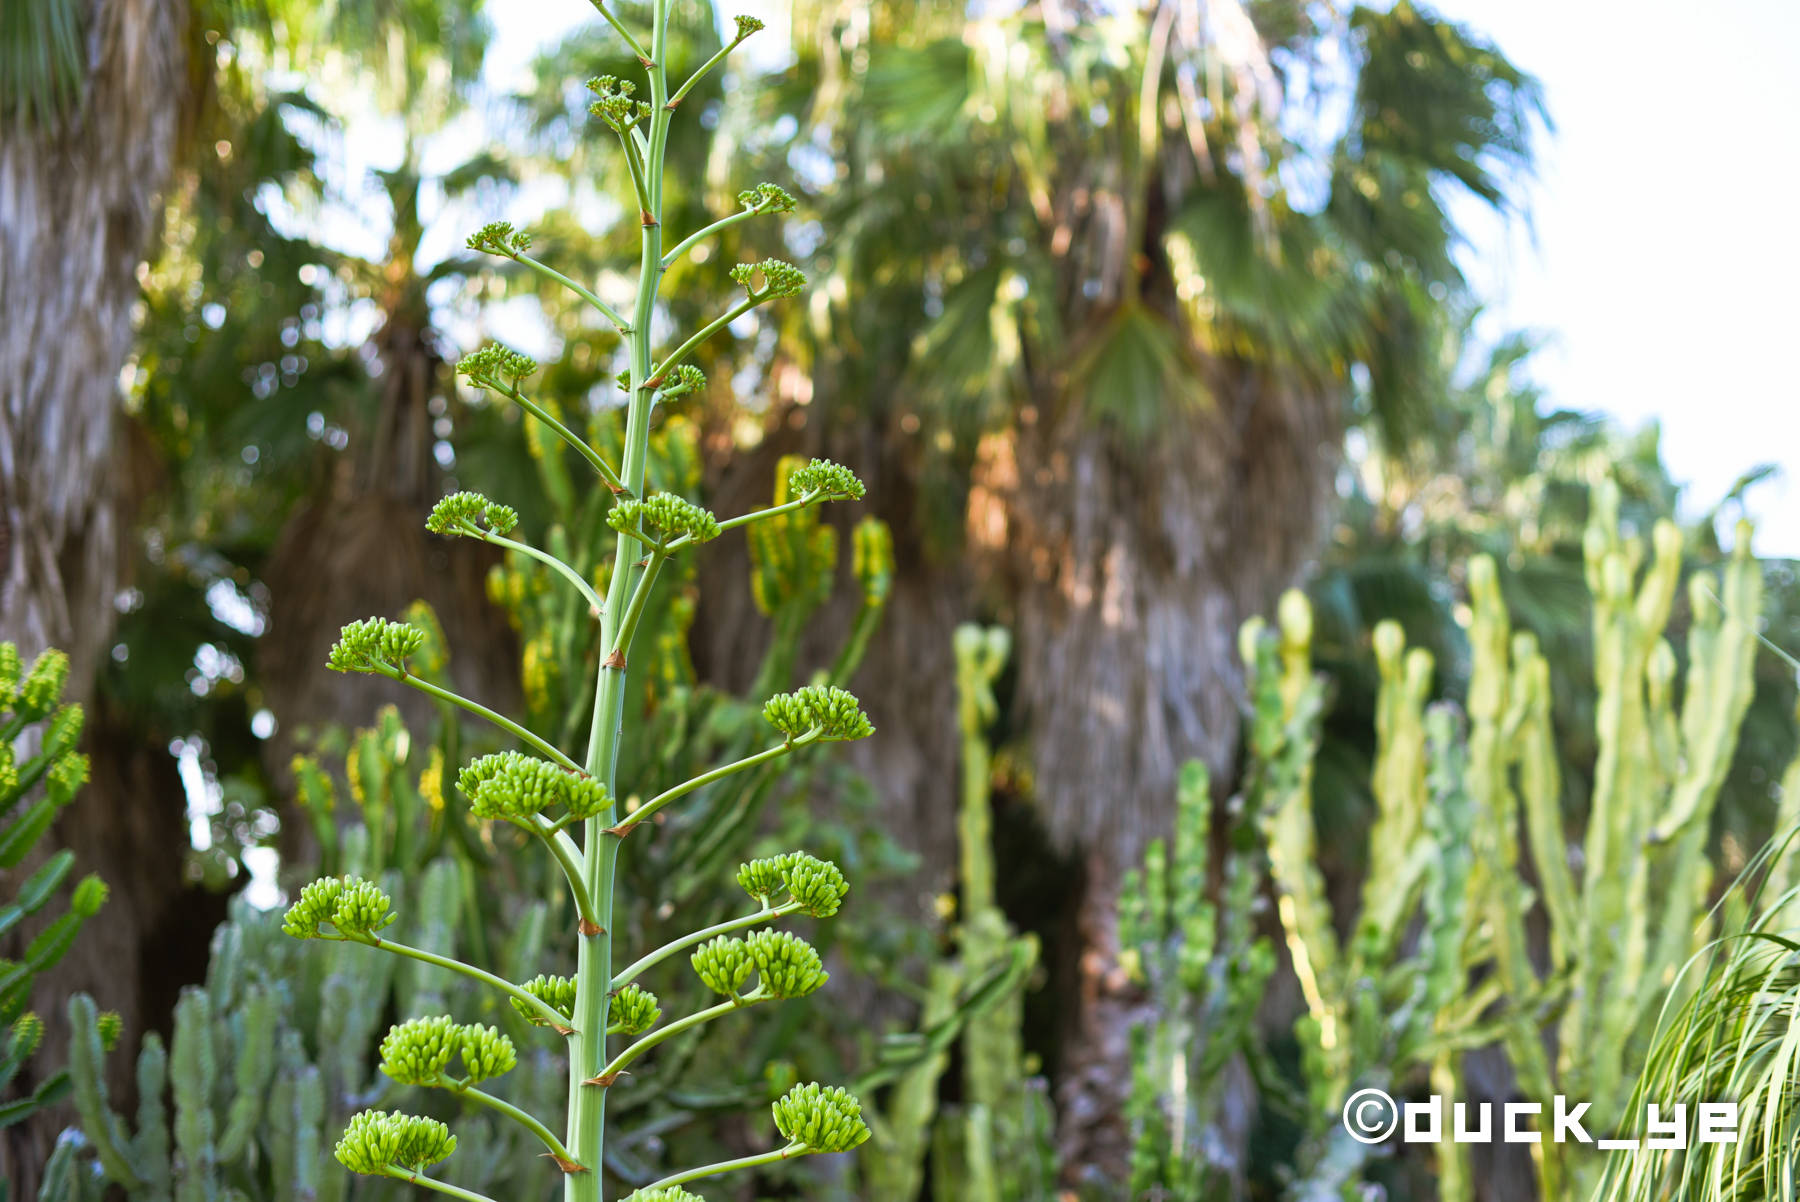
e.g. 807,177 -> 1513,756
483,0 -> 1800,554
1437,0 -> 1800,556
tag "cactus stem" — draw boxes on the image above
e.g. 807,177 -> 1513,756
388,1168 -> 502,1202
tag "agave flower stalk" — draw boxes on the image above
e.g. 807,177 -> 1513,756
287,7 -> 878,1201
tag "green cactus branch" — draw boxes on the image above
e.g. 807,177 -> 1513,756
346,658 -> 582,774
615,730 -> 823,833
591,992 -> 766,1084
664,16 -> 766,111
518,254 -> 631,333
373,1168 -> 500,1202
449,1085 -> 579,1166
482,532 -> 605,617
456,354 -> 633,498
610,901 -> 800,989
639,1142 -> 807,1193
607,552 -> 669,659
334,930 -> 573,1031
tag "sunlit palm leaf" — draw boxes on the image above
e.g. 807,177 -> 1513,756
0,0 -> 85,128
1594,856 -> 1800,1202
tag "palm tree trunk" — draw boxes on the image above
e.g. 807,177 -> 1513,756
0,0 -> 185,676
976,367 -> 1341,1182
694,365 -> 1338,1185
0,0 -> 192,1189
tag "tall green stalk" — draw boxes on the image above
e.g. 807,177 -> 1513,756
287,7 -> 879,1201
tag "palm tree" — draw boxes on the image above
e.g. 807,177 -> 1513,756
723,0 -> 1546,1178
0,3 -> 201,1187
1,2 -> 492,1187
0,0 -> 184,679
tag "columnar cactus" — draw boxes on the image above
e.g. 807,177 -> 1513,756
57,700 -> 625,1201
849,626 -> 1046,1202
1119,760 -> 1274,1198
0,642 -> 108,1177
1231,480 -> 1771,1201
936,625 -> 1053,1202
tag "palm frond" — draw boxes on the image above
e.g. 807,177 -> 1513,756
864,38 -> 971,145
1593,849 -> 1800,1202
0,0 -> 85,129
1066,302 -> 1205,444
1347,0 -> 1547,214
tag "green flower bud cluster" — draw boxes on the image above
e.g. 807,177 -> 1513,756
736,182 -> 794,213
378,1015 -> 516,1087
729,258 -> 807,300
736,851 -> 849,917
427,491 -> 520,538
15,647 -> 69,720
691,935 -> 754,997
624,1189 -> 707,1202
326,618 -> 427,675
587,75 -> 651,131
617,363 -> 707,401
282,875 -> 396,940
787,457 -> 865,501
748,929 -> 828,998
772,1082 -> 870,1153
734,858 -> 787,905
335,1110 -> 457,1176
378,1015 -> 456,1085
689,930 -> 827,999
456,751 -> 612,823
457,343 -> 539,387
731,14 -> 765,40
658,363 -> 707,400
467,221 -> 532,258
459,1022 -> 517,1082
607,493 -> 721,545
609,983 -> 661,1035
762,685 -> 874,742
513,974 -> 578,1024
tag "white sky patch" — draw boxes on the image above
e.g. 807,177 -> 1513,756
205,577 -> 264,636
242,846 -> 283,910
173,736 -> 220,852
1438,0 -> 1800,556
